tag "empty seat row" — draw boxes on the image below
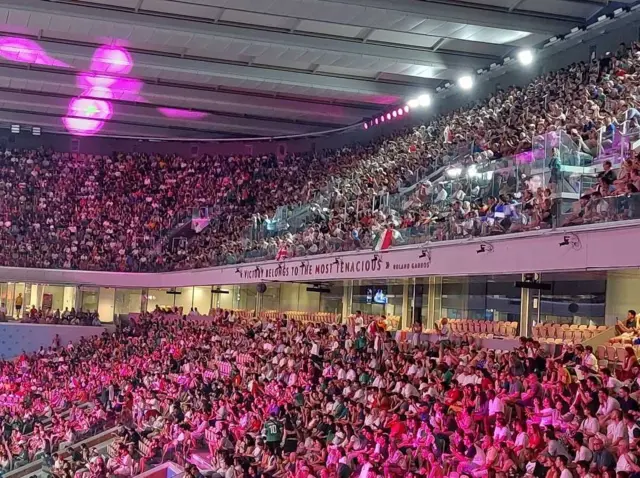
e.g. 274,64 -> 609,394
259,310 -> 340,324
532,324 -> 609,341
447,319 -> 518,338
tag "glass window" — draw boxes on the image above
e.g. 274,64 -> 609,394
261,284 -> 281,312
319,283 -> 344,315
97,288 -> 116,322
441,276 -> 521,322
216,286 -> 234,311
146,289 -> 172,312
42,285 -> 67,312
351,280 -> 404,317
114,289 -> 143,317
174,287 -> 194,314
536,272 -> 606,325
80,286 -> 100,313
276,284 -> 298,312
411,278 -> 431,327
236,286 -> 256,313
193,287 -> 213,315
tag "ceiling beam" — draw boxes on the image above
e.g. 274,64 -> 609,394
316,0 -> 583,35
0,93 -> 318,137
0,0 -> 494,71
22,39 -> 429,98
0,63 -> 381,117
0,109 -> 254,138
0,85 -> 351,129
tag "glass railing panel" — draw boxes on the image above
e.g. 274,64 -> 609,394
207,193 -> 640,267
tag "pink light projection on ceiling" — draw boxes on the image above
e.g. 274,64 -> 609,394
157,107 -> 208,120
0,36 -> 211,136
0,37 -> 70,68
77,73 -> 145,102
63,97 -> 113,136
89,46 -> 133,75
62,45 -> 137,135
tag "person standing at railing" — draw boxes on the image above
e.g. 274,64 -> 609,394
548,147 -> 562,193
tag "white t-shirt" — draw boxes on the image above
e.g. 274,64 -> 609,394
599,396 -> 621,416
560,469 -> 573,478
575,445 -> 593,463
435,188 -> 448,203
617,453 -> 637,473
608,420 -> 628,443
488,397 -> 505,416
583,353 -> 599,372
514,431 -> 529,449
438,324 -> 450,341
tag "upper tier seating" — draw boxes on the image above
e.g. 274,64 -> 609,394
2,44 -> 640,271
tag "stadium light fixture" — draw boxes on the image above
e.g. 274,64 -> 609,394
32,126 -> 41,136
363,122 -> 368,130
458,75 -> 474,90
407,98 -> 419,108
397,108 -> 403,116
10,124 -> 19,133
392,110 -> 397,118
404,105 -> 410,113
517,49 -> 534,66
418,94 -> 431,107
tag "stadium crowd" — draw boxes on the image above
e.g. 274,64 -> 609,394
2,45 -> 640,271
2,310 -> 640,478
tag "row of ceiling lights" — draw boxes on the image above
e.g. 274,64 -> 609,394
364,49 -> 535,130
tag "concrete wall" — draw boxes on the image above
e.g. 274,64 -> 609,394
0,323 -> 105,358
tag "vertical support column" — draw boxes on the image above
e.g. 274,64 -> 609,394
401,279 -> 410,331
342,280 -> 353,324
140,288 -> 149,313
520,274 -> 531,337
425,276 -> 443,330
255,291 -> 263,315
74,286 -> 82,312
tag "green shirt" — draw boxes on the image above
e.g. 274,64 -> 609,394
359,372 -> 371,385
263,419 -> 283,443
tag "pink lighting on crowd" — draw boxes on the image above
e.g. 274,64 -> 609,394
0,37 -> 70,68
90,46 -> 133,75
157,107 -> 209,120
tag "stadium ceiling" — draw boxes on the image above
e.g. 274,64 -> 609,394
0,0 -> 635,139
